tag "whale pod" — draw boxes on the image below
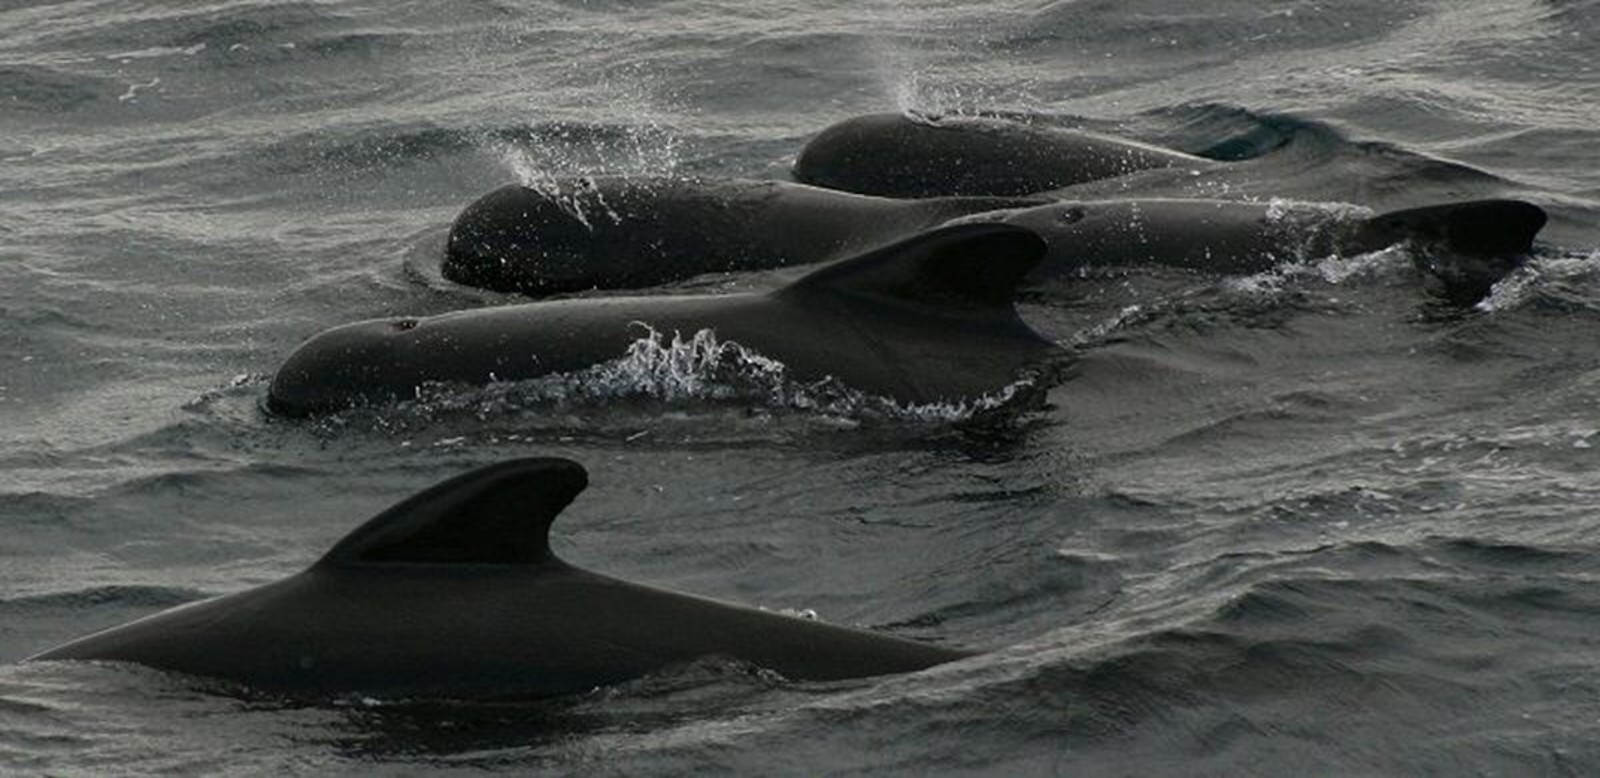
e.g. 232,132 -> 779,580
440,176 -> 1546,303
30,458 -> 972,700
443,177 -> 1041,296
272,222 -> 1059,417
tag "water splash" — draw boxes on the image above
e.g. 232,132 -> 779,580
1225,244 -> 1411,299
860,13 -> 1044,121
560,325 -> 790,404
184,373 -> 272,412
885,68 -> 1045,123
499,166 -> 620,231
1070,304 -> 1147,346
346,326 -> 1038,430
1217,201 -> 1402,295
485,63 -> 684,228
1263,196 -> 1367,222
1476,249 -> 1600,313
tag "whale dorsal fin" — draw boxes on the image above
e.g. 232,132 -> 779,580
318,458 -> 588,566
1359,199 -> 1547,257
783,222 -> 1047,309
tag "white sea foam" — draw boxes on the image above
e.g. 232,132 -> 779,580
1476,250 -> 1600,313
1261,197 -> 1371,225
1223,245 -> 1411,300
389,326 -> 1035,425
1309,244 -> 1412,285
1071,304 -> 1146,346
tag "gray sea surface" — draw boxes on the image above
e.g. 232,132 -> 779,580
3,0 -> 1599,774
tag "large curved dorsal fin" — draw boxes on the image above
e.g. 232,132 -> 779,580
781,222 -> 1047,310
318,458 -> 588,566
1360,199 -> 1547,257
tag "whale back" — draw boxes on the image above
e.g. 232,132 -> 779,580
782,222 -> 1048,311
793,112 -> 1203,198
318,458 -> 588,566
30,457 -> 974,698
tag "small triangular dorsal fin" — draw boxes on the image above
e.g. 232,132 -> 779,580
1359,199 -> 1547,257
318,458 -> 588,566
781,222 -> 1047,309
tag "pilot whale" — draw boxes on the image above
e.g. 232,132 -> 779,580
443,176 -> 1040,296
272,222 -> 1059,417
793,112 -> 1213,198
30,458 -> 971,699
971,197 -> 1548,300
443,177 -> 1546,303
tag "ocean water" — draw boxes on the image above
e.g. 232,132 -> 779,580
3,0 -> 1600,774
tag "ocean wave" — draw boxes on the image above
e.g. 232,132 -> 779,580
1427,536 -> 1600,575
1475,248 -> 1600,314
250,120 -> 682,181
0,585 -> 204,615
170,30 -> 415,68
1027,0 -> 1417,56
0,66 -> 116,114
0,490 -> 94,530
32,1 -> 348,55
1208,573 -> 1600,637
1149,102 -> 1519,199
1151,102 -> 1337,161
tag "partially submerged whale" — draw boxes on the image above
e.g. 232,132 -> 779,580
30,458 -> 970,699
443,176 -> 1040,296
975,197 -> 1548,298
272,222 -> 1059,416
793,112 -> 1213,198
443,176 -> 1546,303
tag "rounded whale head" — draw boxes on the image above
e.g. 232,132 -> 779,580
268,310 -> 585,417
444,183 -> 609,295
267,317 -> 420,417
444,179 -> 762,297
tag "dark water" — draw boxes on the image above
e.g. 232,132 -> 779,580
4,0 -> 1600,774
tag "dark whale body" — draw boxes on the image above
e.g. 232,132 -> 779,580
273,222 -> 1059,417
793,112 -> 1212,198
30,458 -> 971,700
443,177 -> 1039,296
443,177 -> 1546,303
980,197 -> 1548,300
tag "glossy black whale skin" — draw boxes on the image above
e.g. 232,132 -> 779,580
30,458 -> 973,700
982,197 -> 1548,294
445,176 -> 1546,303
271,222 -> 1060,417
793,111 -> 1211,198
442,176 -> 1040,296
